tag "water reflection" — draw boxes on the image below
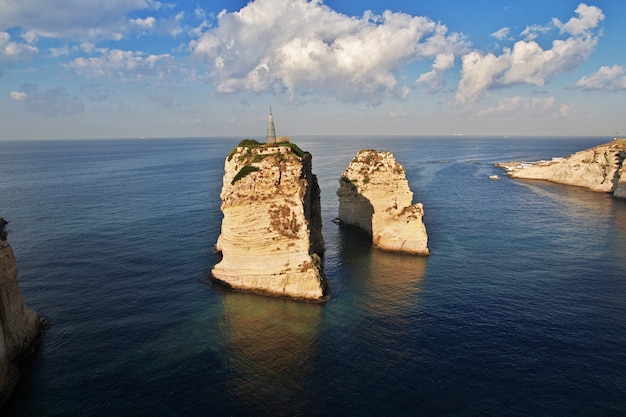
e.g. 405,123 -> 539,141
514,180 -> 626,258
517,179 -> 615,222
217,292 -> 322,416
612,199 -> 626,262
339,227 -> 428,320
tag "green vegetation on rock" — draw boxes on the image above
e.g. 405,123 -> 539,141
227,140 -> 309,186
228,139 -> 262,161
231,165 -> 260,185
277,142 -> 306,158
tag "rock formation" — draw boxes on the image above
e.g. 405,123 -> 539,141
0,218 -> 43,406
211,140 -> 327,301
497,139 -> 626,198
614,154 -> 626,199
336,150 -> 430,255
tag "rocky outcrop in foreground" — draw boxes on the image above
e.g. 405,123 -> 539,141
497,140 -> 626,198
0,218 -> 43,406
337,150 -> 430,255
211,140 -> 327,301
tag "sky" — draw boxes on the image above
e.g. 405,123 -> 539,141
1,0 -> 625,139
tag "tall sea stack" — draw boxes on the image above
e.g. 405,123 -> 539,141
211,140 -> 327,301
0,218 -> 43,406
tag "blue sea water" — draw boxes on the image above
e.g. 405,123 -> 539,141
1,136 -> 625,416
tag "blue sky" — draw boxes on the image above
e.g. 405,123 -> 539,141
1,0 -> 625,139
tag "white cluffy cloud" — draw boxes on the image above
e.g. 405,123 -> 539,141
131,16 -> 156,29
575,65 -> 626,91
491,27 -> 511,41
0,31 -> 38,65
456,3 -> 604,106
192,0 -> 468,105
9,91 -> 28,101
416,53 -> 455,93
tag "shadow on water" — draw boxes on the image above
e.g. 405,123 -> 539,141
337,225 -> 428,323
216,291 -> 323,416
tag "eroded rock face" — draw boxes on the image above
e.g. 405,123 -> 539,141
614,153 -> 626,199
337,150 -> 429,255
211,141 -> 327,301
0,222 -> 43,406
498,140 -> 626,198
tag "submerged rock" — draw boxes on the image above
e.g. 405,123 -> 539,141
497,139 -> 626,198
211,140 -> 327,301
336,150 -> 430,255
0,218 -> 44,406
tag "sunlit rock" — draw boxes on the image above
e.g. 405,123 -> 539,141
211,140 -> 327,301
497,139 -> 626,199
336,150 -> 430,255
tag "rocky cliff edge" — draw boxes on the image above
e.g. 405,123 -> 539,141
0,219 -> 44,406
337,150 -> 430,255
211,140 -> 327,301
497,140 -> 626,198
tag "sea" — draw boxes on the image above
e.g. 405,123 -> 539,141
0,136 -> 625,417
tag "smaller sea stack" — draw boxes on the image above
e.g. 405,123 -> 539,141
337,150 -> 430,255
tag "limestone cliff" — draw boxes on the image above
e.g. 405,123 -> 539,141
0,219 -> 43,406
497,140 -> 626,198
337,150 -> 430,255
211,140 -> 327,301
614,153 -> 626,199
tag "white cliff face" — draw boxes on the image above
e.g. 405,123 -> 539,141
0,232 -> 42,406
498,140 -> 626,198
337,150 -> 429,255
211,141 -> 327,301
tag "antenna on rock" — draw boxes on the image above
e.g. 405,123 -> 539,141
266,106 -> 276,144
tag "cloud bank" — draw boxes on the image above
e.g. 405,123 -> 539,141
66,49 -> 183,83
10,84 -> 85,117
476,96 -> 572,119
1,0 -> 615,115
0,0 -> 152,40
456,3 -> 604,106
191,0 -> 467,105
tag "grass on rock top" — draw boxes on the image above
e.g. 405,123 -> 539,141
228,139 -> 308,185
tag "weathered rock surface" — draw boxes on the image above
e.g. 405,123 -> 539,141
614,154 -> 626,199
211,140 -> 327,301
497,140 -> 626,198
337,150 -> 429,255
0,219 -> 43,406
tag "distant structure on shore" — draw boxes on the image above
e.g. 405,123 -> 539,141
265,106 -> 289,144
266,106 -> 277,144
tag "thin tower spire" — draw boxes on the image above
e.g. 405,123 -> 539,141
266,105 -> 276,144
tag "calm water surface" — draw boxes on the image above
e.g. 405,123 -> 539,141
0,136 -> 625,416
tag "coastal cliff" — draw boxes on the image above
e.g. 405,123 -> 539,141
337,150 -> 429,255
614,156 -> 626,199
0,219 -> 43,406
497,140 -> 626,198
211,140 -> 327,301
